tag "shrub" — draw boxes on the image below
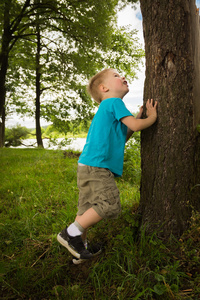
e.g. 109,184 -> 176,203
5,124 -> 30,147
123,131 -> 141,184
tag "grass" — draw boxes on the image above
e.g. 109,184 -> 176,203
0,148 -> 200,299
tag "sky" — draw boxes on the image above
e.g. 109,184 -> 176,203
7,1 -> 200,128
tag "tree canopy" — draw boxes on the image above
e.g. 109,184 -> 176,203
0,0 -> 142,146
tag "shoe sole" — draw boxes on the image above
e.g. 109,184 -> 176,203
57,233 -> 80,259
72,249 -> 102,265
72,258 -> 88,265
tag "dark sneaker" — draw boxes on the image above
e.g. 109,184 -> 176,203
87,243 -> 102,256
57,228 -> 93,259
72,243 -> 102,265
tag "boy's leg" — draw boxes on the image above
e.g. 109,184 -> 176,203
57,227 -> 92,259
75,207 -> 103,229
57,208 -> 102,259
58,166 -> 117,259
57,219 -> 92,259
72,210 -> 103,264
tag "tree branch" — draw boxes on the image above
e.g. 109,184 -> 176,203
10,0 -> 31,34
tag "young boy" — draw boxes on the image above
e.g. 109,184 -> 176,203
57,68 -> 157,260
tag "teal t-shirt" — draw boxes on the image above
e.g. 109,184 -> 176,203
78,97 -> 133,176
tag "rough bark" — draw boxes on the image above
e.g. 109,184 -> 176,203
35,0 -> 43,148
0,0 -> 31,147
139,0 -> 200,238
0,0 -> 11,147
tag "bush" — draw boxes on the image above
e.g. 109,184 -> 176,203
123,131 -> 141,184
5,124 -> 29,147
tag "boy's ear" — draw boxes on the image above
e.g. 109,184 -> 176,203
99,84 -> 109,93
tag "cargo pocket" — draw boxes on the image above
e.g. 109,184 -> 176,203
101,188 -> 120,205
98,187 -> 121,219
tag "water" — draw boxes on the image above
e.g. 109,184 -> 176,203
14,138 -> 86,151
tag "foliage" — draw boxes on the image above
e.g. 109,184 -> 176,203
1,0 -> 144,135
123,131 -> 141,184
5,124 -> 30,147
4,121 -> 90,148
0,148 -> 200,299
42,119 -> 91,138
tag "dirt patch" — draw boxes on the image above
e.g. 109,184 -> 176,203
63,150 -> 81,159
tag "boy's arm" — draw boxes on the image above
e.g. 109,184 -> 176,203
125,106 -> 143,142
122,99 -> 157,133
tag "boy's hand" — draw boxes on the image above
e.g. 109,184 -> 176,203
122,99 -> 158,133
146,99 -> 157,119
136,106 -> 143,119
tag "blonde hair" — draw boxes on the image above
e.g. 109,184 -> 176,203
87,69 -> 113,104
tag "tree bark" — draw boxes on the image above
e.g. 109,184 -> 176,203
0,0 -> 31,147
139,0 -> 200,238
35,0 -> 43,148
0,0 -> 11,147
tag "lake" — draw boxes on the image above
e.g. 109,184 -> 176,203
14,138 -> 86,151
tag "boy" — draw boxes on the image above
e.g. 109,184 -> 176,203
57,68 -> 157,260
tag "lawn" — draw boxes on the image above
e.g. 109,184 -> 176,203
0,148 -> 199,299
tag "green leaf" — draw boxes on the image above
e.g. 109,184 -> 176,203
170,284 -> 179,293
155,273 -> 165,282
154,283 -> 167,295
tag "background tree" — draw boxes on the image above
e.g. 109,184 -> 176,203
0,0 -> 31,147
1,0 -> 142,147
35,0 -> 43,147
138,0 -> 200,238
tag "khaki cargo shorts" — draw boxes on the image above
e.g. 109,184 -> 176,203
77,165 -> 121,219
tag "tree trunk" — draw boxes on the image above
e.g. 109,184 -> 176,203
35,0 -> 43,148
0,107 -> 6,147
0,54 -> 8,147
0,0 -> 11,147
139,0 -> 200,238
0,0 -> 31,147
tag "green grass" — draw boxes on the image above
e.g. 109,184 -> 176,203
0,148 -> 200,299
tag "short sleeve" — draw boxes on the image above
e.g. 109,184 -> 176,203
112,98 -> 133,121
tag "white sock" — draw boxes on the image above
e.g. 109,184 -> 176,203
67,221 -> 85,237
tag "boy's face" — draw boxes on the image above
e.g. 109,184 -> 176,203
102,69 -> 129,99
